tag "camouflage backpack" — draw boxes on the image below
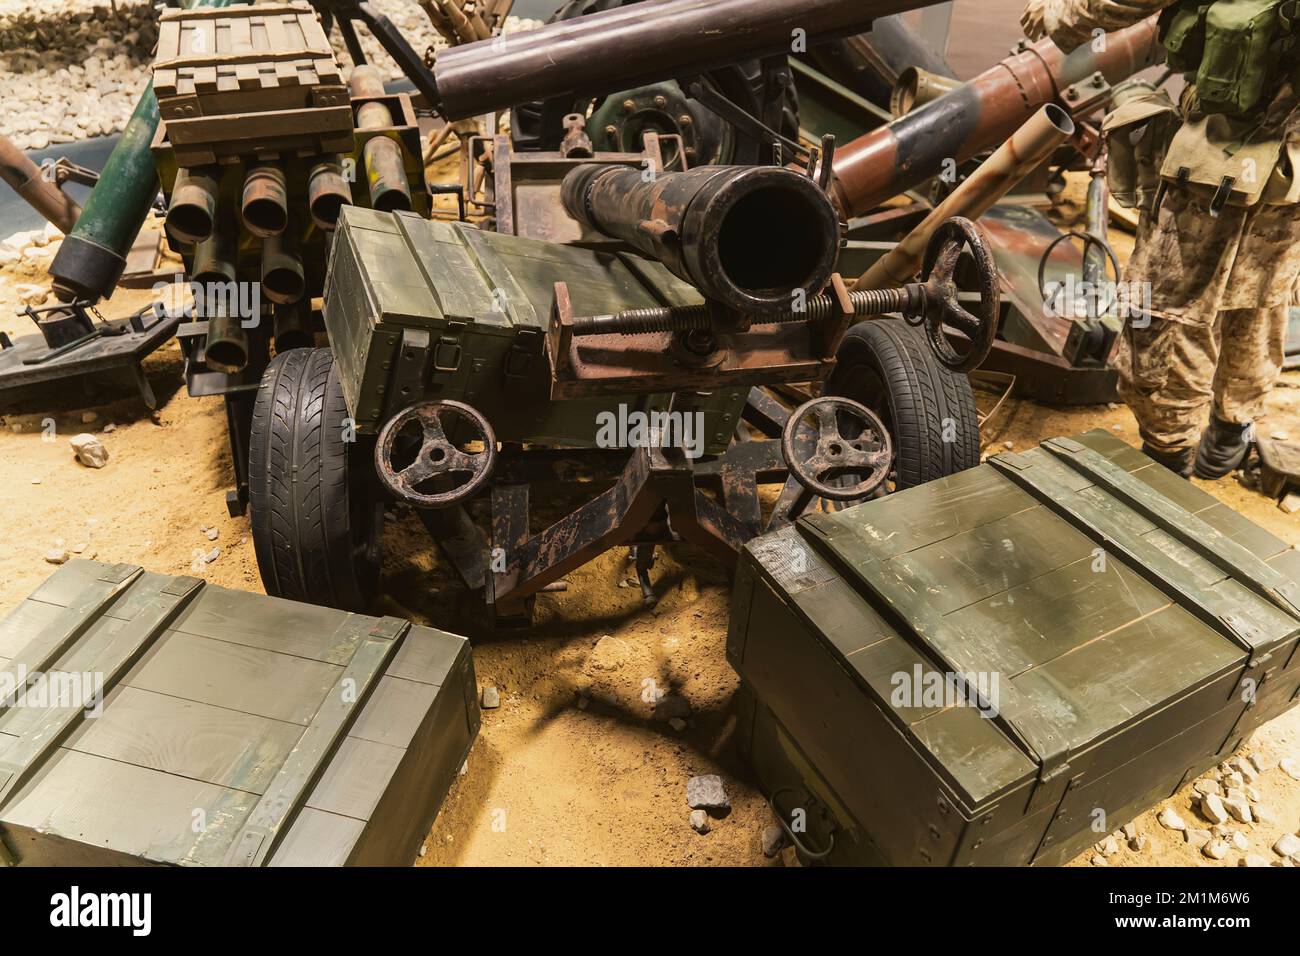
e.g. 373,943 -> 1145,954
1160,0 -> 1300,116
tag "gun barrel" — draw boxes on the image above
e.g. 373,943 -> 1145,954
432,0 -> 935,120
0,133 -> 81,234
562,163 -> 840,315
826,16 -> 1163,217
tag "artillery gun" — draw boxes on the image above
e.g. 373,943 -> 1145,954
248,145 -> 999,623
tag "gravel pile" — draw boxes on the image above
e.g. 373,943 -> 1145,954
0,0 -> 158,149
0,0 -> 540,151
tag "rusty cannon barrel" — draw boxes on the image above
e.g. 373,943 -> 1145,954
430,0 -> 936,120
561,163 -> 841,315
166,165 -> 220,244
825,16 -> 1163,217
0,133 -> 81,234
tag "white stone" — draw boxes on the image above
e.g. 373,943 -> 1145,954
1200,794 -> 1229,825
1158,807 -> 1187,831
1222,796 -> 1252,824
1203,839 -> 1229,860
1274,833 -> 1300,860
688,809 -> 710,834
69,433 -> 108,468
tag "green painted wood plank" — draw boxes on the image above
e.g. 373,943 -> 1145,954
63,686 -> 302,796
990,450 -> 1292,660
0,576 -> 203,805
1041,439 -> 1300,619
221,617 -> 409,866
0,564 -> 143,711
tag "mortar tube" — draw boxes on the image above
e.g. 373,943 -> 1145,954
273,300 -> 314,352
890,68 -> 962,117
307,157 -> 352,230
166,165 -> 220,244
854,104 -> 1075,292
260,227 -> 305,305
350,67 -> 412,213
241,163 -> 289,238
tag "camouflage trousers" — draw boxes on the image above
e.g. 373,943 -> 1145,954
1115,188 -> 1300,452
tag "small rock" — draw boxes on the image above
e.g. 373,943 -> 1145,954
1121,822 -> 1139,840
1230,757 -> 1257,784
201,547 -> 220,565
1271,430 -> 1290,441
1245,785 -> 1261,803
667,717 -> 687,732
576,695 -> 589,711
1223,796 -> 1252,824
204,527 -> 219,541
1274,833 -> 1300,860
689,809 -> 710,834
80,411 -> 98,424
1279,757 -> 1300,781
1090,854 -> 1108,867
1158,807 -> 1187,831
69,433 -> 108,468
1240,854 -> 1271,867
586,635 -> 628,672
480,685 -> 500,709
44,549 -> 69,565
417,842 -> 427,858
1200,793 -> 1229,825
1095,835 -> 1119,857
1002,441 -> 1014,450
30,477 -> 40,485
1128,834 -> 1148,852
653,693 -> 692,722
1253,804 -> 1276,824
1193,778 -> 1222,797
1229,831 -> 1249,852
1222,771 -> 1244,791
686,774 -> 730,814
1248,753 -> 1275,774
1203,839 -> 1229,860
102,422 -> 116,433
761,824 -> 785,858
1185,828 -> 1212,849
70,542 -> 87,554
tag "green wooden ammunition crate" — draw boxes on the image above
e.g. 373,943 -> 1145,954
729,430 -> 1300,866
322,206 -> 748,451
0,560 -> 478,867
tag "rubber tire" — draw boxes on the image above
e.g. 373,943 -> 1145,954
511,0 -> 800,163
249,347 -> 382,612
827,319 -> 980,490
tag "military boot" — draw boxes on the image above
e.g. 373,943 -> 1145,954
1194,416 -> 1252,480
1142,443 -> 1194,479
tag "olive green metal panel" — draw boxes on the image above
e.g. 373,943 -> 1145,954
322,205 -> 747,450
730,431 -> 1300,866
0,560 -> 478,867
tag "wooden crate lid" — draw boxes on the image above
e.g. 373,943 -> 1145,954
783,430 -> 1300,809
154,1 -> 341,100
0,561 -> 473,866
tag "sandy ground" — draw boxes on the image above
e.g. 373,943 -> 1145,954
2,180 -> 1299,867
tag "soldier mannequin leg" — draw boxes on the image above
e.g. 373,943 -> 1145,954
1194,305 -> 1289,477
1115,314 -> 1216,476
